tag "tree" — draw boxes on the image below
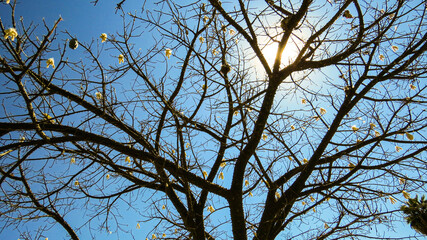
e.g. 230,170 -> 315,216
0,0 -> 426,239
401,195 -> 427,236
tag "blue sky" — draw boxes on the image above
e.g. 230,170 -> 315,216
9,1 -> 123,40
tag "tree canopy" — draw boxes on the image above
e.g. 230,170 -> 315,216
0,0 -> 426,239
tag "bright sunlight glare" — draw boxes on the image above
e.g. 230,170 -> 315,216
255,28 -> 307,76
262,41 -> 301,67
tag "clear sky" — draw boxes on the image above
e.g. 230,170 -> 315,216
0,1 -> 425,240
7,0 -> 124,40
0,1 -> 148,239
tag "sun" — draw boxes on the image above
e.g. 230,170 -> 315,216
250,26 -> 307,77
261,40 -> 301,69
251,39 -> 302,78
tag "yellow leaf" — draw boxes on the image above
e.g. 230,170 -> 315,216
165,48 -> 172,59
402,191 -> 410,199
391,45 -> 398,52
203,16 -> 209,23
95,92 -> 103,100
4,27 -> 18,41
405,132 -> 414,140
118,54 -> 124,64
46,58 -> 55,69
218,172 -> 224,180
262,134 -> 268,140
207,205 -> 215,213
100,33 -> 107,43
351,125 -> 359,132
319,107 -> 327,115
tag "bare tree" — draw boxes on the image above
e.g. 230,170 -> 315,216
1,0 -> 426,239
